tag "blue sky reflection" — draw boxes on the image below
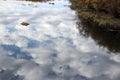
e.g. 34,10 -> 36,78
0,0 -> 120,80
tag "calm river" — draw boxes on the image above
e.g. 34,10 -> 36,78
0,0 -> 120,80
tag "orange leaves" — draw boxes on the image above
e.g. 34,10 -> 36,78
77,0 -> 120,18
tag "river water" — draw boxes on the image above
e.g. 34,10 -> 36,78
0,0 -> 120,80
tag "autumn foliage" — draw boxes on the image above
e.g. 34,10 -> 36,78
74,0 -> 120,18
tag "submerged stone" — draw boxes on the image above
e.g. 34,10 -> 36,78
21,22 -> 30,26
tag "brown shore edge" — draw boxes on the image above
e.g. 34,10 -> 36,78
70,0 -> 120,32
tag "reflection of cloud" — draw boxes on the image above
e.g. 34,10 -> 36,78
0,0 -> 120,80
1,44 -> 32,60
0,48 -> 24,80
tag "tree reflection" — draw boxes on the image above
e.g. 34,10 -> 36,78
77,20 -> 120,53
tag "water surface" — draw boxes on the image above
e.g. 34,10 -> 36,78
0,0 -> 120,80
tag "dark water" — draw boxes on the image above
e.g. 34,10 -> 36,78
0,0 -> 120,80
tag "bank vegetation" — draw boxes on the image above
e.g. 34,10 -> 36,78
70,0 -> 120,31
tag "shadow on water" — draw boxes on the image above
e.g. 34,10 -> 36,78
77,19 -> 120,53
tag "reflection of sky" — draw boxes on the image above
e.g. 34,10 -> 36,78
0,0 -> 70,10
0,0 -> 120,80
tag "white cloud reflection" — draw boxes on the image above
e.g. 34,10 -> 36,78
0,0 -> 120,80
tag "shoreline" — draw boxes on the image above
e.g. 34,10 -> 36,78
70,0 -> 120,31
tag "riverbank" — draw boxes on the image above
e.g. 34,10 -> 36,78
70,0 -> 120,31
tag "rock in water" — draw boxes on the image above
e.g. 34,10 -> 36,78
21,22 -> 30,26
